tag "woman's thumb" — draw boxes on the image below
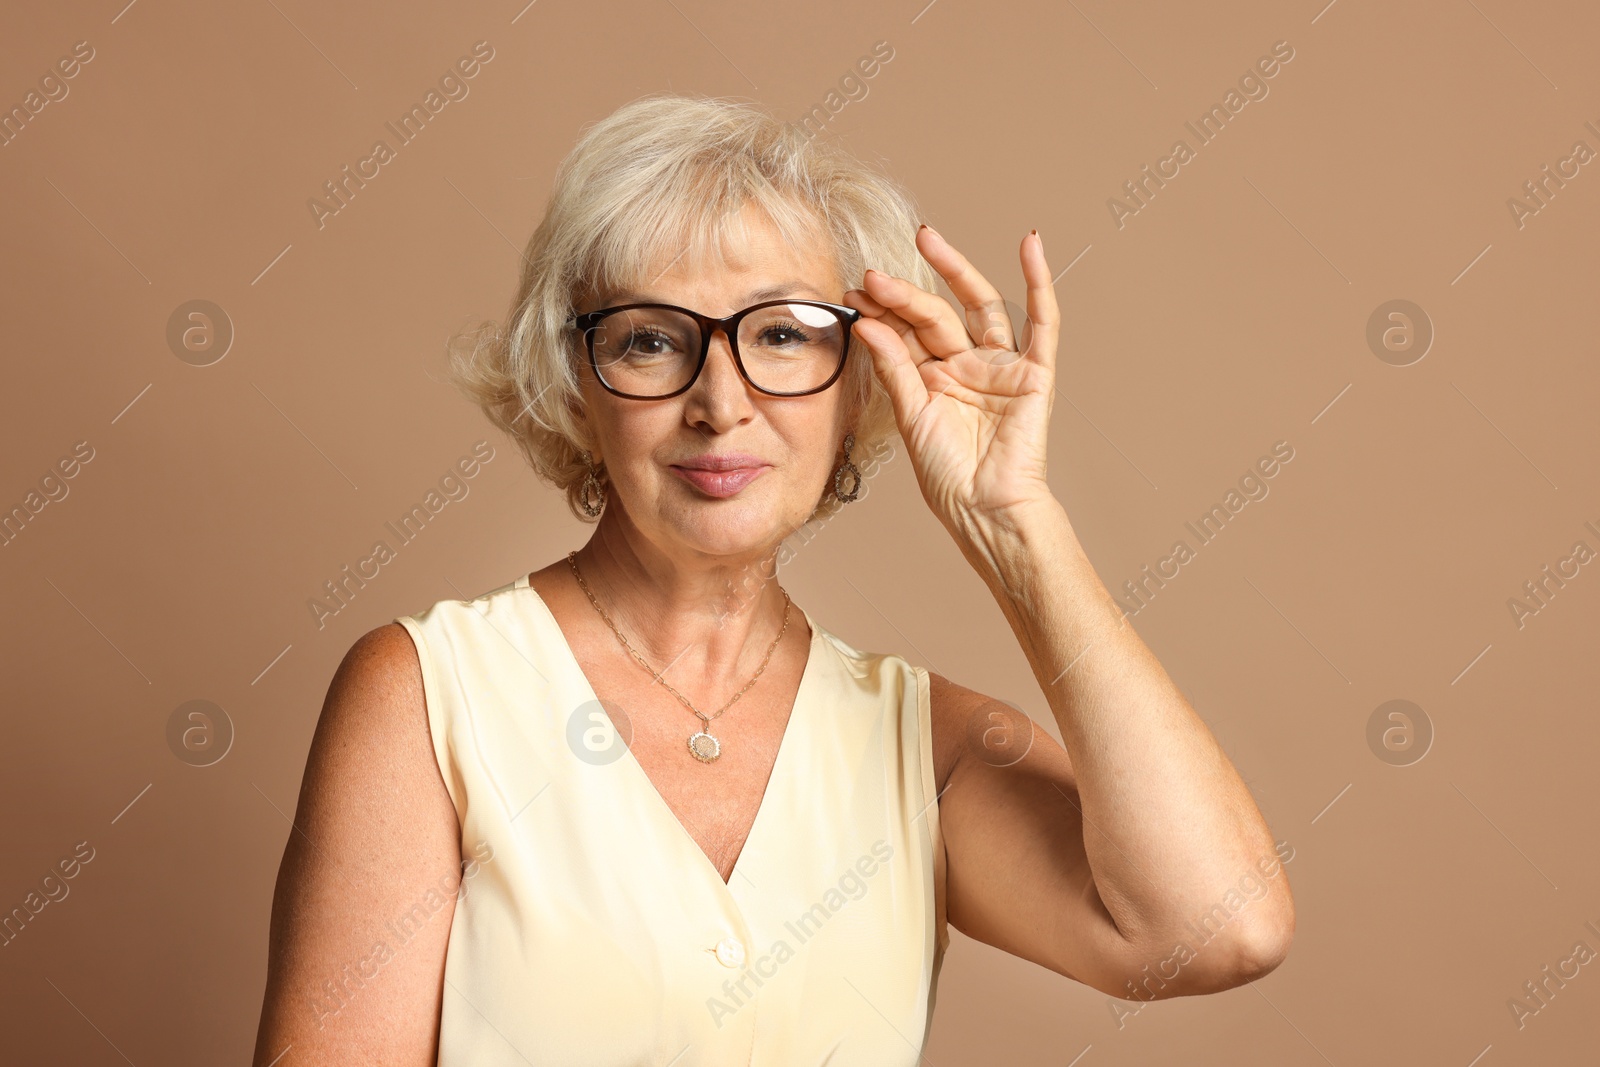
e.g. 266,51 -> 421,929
853,318 -> 926,430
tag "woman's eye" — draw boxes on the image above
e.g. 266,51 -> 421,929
628,333 -> 671,354
760,325 -> 808,346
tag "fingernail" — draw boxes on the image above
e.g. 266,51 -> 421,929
1030,228 -> 1041,250
919,223 -> 940,238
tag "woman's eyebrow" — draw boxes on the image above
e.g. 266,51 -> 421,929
743,282 -> 825,302
606,281 -> 825,306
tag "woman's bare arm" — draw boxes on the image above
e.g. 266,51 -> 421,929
935,500 -> 1295,997
848,229 -> 1293,999
252,622 -> 462,1066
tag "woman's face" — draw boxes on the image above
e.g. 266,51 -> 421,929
576,205 -> 857,562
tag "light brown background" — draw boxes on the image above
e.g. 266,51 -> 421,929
2,0 -> 1597,1063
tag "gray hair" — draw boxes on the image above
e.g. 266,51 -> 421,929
446,90 -> 936,524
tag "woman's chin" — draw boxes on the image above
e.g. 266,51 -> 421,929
664,513 -> 792,559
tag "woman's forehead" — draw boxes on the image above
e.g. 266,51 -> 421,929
594,248 -> 842,309
590,200 -> 839,298
603,273 -> 834,304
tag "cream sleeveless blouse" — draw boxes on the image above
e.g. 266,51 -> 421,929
394,572 -> 949,1065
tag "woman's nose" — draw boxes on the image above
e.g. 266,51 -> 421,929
681,327 -> 756,429
697,327 -> 744,387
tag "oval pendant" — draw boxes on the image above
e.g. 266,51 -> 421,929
687,731 -> 721,763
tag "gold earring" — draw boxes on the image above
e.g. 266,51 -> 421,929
580,451 -> 606,517
833,433 -> 861,503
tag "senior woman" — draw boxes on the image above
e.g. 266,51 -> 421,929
253,92 -> 1293,1065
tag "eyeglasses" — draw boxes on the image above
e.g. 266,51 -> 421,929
566,299 -> 862,400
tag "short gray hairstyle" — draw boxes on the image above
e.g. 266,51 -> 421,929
446,90 -> 936,525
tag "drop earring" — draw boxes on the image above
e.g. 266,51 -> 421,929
833,432 -> 861,503
579,450 -> 606,517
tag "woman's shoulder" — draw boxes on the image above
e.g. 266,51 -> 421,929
805,615 -> 934,721
805,612 -> 916,675
805,614 -> 972,799
323,622 -> 433,751
395,572 -> 528,629
810,614 -> 1030,791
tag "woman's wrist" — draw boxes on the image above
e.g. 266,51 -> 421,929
950,495 -> 1081,599
955,495 -> 1129,639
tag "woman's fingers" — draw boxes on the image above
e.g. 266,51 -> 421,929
851,316 -> 929,431
841,287 -> 882,313
914,225 -> 1016,354
845,280 -> 942,369
852,226 -> 1050,374
841,288 -> 926,358
1019,230 -> 1060,375
860,267 -> 977,362
841,287 -> 902,329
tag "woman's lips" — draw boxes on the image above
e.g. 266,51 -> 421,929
668,464 -> 770,498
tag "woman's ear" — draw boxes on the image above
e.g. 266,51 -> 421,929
563,390 -> 600,462
841,380 -> 868,438
569,426 -> 603,468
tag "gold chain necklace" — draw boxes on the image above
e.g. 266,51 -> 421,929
566,550 -> 791,763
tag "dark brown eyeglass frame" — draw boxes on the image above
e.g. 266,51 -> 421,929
565,298 -> 863,400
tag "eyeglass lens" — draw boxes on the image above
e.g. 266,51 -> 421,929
588,303 -> 847,396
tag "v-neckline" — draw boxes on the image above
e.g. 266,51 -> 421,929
517,571 -> 822,889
